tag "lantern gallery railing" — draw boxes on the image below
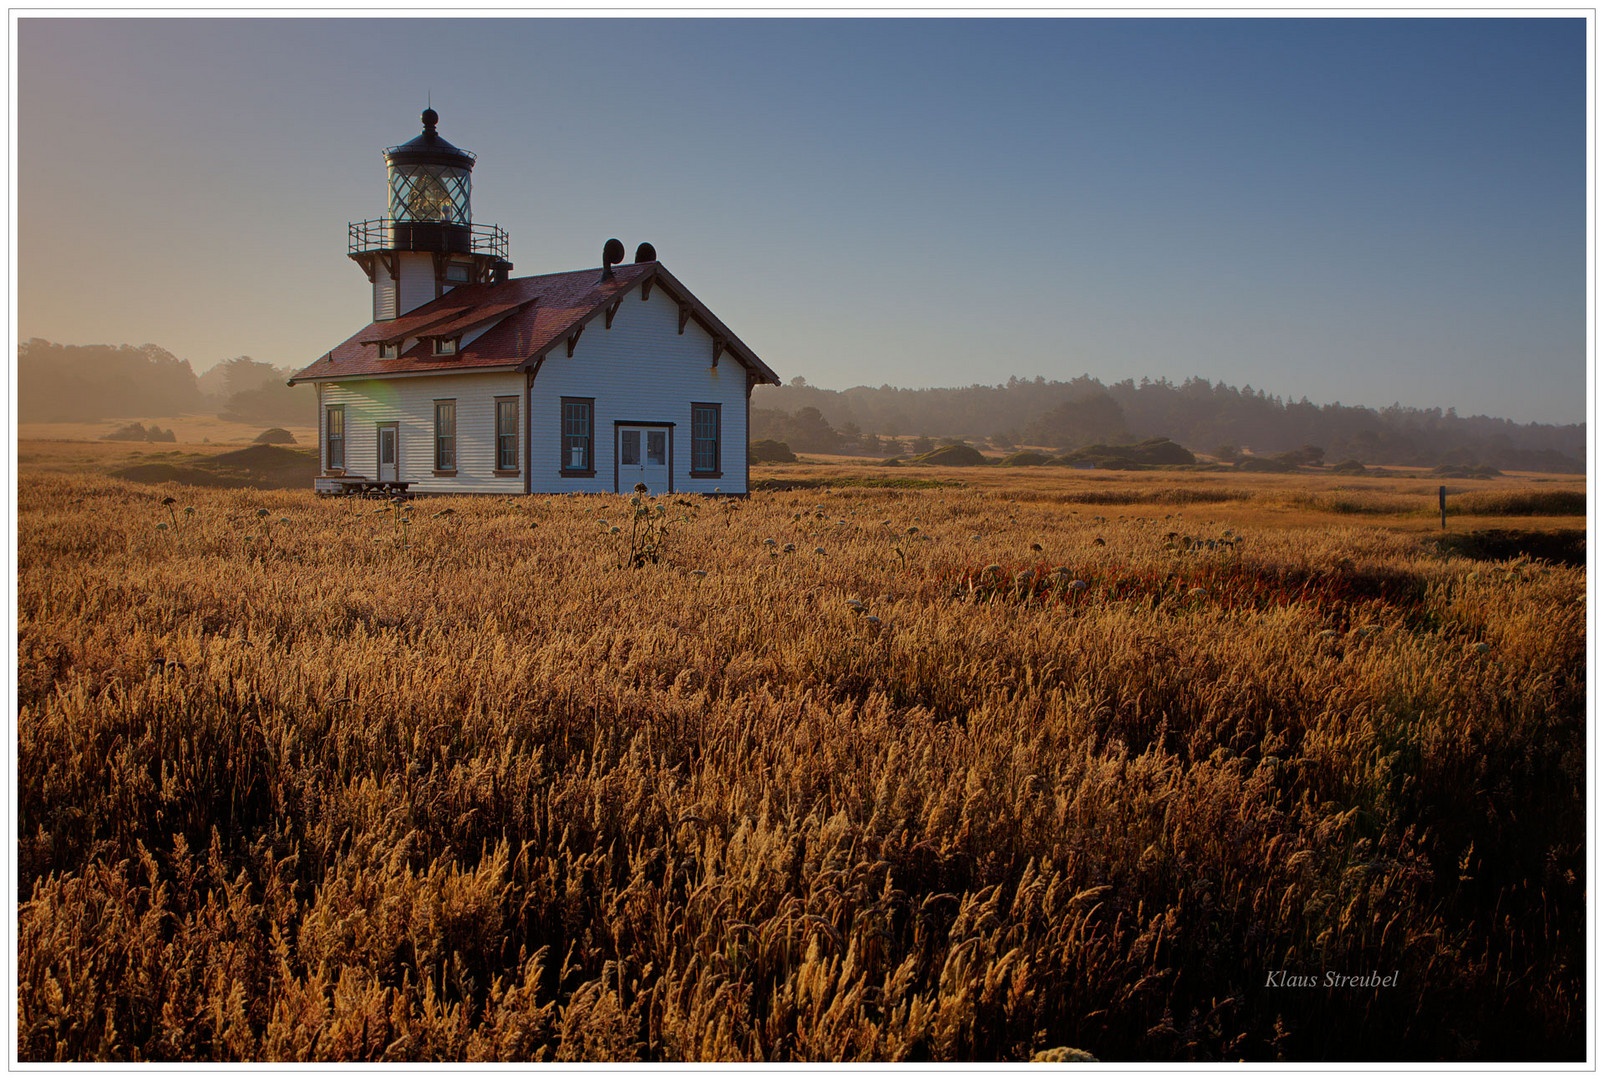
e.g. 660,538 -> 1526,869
348,219 -> 510,259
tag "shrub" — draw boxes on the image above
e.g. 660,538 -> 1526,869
253,428 -> 297,445
908,443 -> 988,467
748,439 -> 798,464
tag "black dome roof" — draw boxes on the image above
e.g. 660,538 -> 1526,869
385,108 -> 476,169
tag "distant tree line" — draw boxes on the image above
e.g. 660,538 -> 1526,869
19,339 -> 313,427
753,374 -> 1584,473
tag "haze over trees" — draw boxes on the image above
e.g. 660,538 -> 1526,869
16,340 -> 1583,472
19,339 -> 312,428
753,375 -> 1585,473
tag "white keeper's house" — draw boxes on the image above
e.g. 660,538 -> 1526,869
289,109 -> 779,495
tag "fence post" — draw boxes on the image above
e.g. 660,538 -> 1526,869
1440,485 -> 1447,530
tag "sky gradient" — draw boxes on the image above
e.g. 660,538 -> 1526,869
15,17 -> 1588,424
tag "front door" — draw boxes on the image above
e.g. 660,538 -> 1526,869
377,424 -> 398,482
617,425 -> 671,493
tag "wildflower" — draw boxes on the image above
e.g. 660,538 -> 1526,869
279,517 -> 291,525
782,542 -> 796,554
1030,542 -> 1043,551
865,615 -> 882,628
972,534 -> 983,541
762,538 -> 777,547
1189,587 -> 1208,598
1093,537 -> 1106,547
1069,580 -> 1089,592
906,526 -> 919,535
690,570 -> 707,580
814,546 -> 826,555
256,508 -> 270,518
983,563 -> 1003,576
609,526 -> 622,535
1470,642 -> 1491,654
160,496 -> 176,507
155,522 -> 169,531
183,506 -> 194,516
846,598 -> 868,613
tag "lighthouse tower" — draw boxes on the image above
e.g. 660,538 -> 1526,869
348,108 -> 512,321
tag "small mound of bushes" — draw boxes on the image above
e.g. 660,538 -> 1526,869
103,422 -> 176,443
749,439 -> 798,464
1237,456 -> 1300,473
1330,459 -> 1368,475
998,450 -> 1051,467
1058,437 -> 1195,469
908,443 -> 988,467
1434,464 -> 1502,479
254,428 -> 297,445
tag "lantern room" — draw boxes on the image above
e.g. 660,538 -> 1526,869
348,108 -> 512,321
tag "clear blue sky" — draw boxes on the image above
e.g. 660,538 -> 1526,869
16,17 -> 1587,424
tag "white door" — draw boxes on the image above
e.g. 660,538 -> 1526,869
618,426 -> 671,493
377,424 -> 398,482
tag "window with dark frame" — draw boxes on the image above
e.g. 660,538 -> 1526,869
326,406 -> 346,471
495,398 -> 519,473
378,341 -> 399,359
432,337 -> 459,356
434,400 -> 456,472
691,403 -> 721,475
561,398 -> 594,474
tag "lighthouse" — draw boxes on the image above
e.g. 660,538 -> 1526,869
347,108 -> 513,323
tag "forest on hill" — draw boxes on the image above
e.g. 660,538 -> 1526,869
16,339 -> 1584,473
18,339 -> 312,428
752,375 -> 1586,473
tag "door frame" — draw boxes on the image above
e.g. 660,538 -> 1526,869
612,420 -> 675,493
376,422 -> 399,482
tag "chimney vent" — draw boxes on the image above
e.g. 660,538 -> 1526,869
634,242 -> 656,263
600,238 -> 625,281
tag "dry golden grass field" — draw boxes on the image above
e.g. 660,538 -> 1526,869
15,439 -> 1587,1061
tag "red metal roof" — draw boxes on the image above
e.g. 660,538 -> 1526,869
289,262 -> 778,385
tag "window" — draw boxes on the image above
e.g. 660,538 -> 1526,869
445,262 -> 473,284
691,402 -> 721,476
326,406 -> 346,471
561,398 -> 594,475
495,397 -> 519,473
432,337 -> 458,356
378,341 -> 399,359
434,400 -> 456,473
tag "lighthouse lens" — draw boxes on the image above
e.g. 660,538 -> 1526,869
389,164 -> 471,225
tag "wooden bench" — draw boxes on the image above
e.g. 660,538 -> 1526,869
315,476 -> 413,497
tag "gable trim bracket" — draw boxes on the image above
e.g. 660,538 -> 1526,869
604,298 -> 623,329
566,325 -> 584,357
711,339 -> 725,368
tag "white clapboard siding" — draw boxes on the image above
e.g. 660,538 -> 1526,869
373,260 -> 397,321
396,252 -> 437,315
528,285 -> 751,494
323,371 -> 525,495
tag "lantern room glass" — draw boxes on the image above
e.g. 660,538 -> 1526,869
388,163 -> 471,225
